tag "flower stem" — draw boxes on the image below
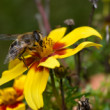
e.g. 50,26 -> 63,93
88,5 -> 95,26
60,78 -> 67,110
68,25 -> 81,86
50,69 -> 62,109
34,0 -> 51,34
75,51 -> 81,86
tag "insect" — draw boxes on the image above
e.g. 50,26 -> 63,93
0,31 -> 43,65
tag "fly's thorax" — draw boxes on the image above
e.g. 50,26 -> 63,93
19,33 -> 35,47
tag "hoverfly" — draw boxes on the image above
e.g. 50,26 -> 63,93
0,31 -> 43,65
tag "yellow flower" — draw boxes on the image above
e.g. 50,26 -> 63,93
13,75 -> 26,97
0,75 -> 26,110
0,26 -> 102,110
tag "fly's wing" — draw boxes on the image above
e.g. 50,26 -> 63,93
4,54 -> 11,64
0,34 -> 21,40
4,47 -> 19,64
4,42 -> 23,64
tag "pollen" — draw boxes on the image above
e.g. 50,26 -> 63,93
33,37 -> 54,58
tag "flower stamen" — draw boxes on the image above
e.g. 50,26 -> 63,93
31,37 -> 54,58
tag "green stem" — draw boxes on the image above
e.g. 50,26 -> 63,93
50,69 -> 62,109
68,25 -> 81,86
60,78 -> 67,110
88,5 -> 95,26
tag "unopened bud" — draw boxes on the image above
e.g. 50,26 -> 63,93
64,19 -> 75,26
54,66 -> 68,78
89,0 -> 98,8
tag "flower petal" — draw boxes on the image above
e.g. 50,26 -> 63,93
31,67 -> 49,109
48,27 -> 67,42
24,62 -> 49,110
52,41 -> 102,59
7,103 -> 25,110
53,26 -> 102,50
8,55 -> 32,69
0,105 -> 6,110
38,57 -> 60,69
13,75 -> 26,96
0,61 -> 27,86
8,59 -> 21,70
24,62 -> 38,110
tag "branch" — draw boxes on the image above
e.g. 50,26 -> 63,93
50,70 -> 62,109
35,0 -> 51,34
35,13 -> 47,35
88,0 -> 98,26
60,78 -> 67,110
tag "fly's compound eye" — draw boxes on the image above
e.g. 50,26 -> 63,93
33,31 -> 40,42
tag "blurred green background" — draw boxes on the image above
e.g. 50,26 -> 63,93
0,0 -> 103,73
0,0 -> 103,34
1,0 -> 110,109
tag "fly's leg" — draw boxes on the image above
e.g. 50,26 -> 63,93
21,55 -> 29,70
18,48 -> 29,70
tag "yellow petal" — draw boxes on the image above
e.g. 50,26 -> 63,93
0,61 -> 27,86
16,95 -> 24,102
13,75 -> 26,96
0,87 -> 17,105
6,103 -> 25,110
24,62 -> 49,110
24,62 -> 38,110
53,41 -> 102,59
31,67 -> 49,109
0,98 -> 3,105
38,57 -> 60,69
48,27 -> 67,42
8,55 -> 32,69
53,26 -> 102,50
8,59 -> 21,70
